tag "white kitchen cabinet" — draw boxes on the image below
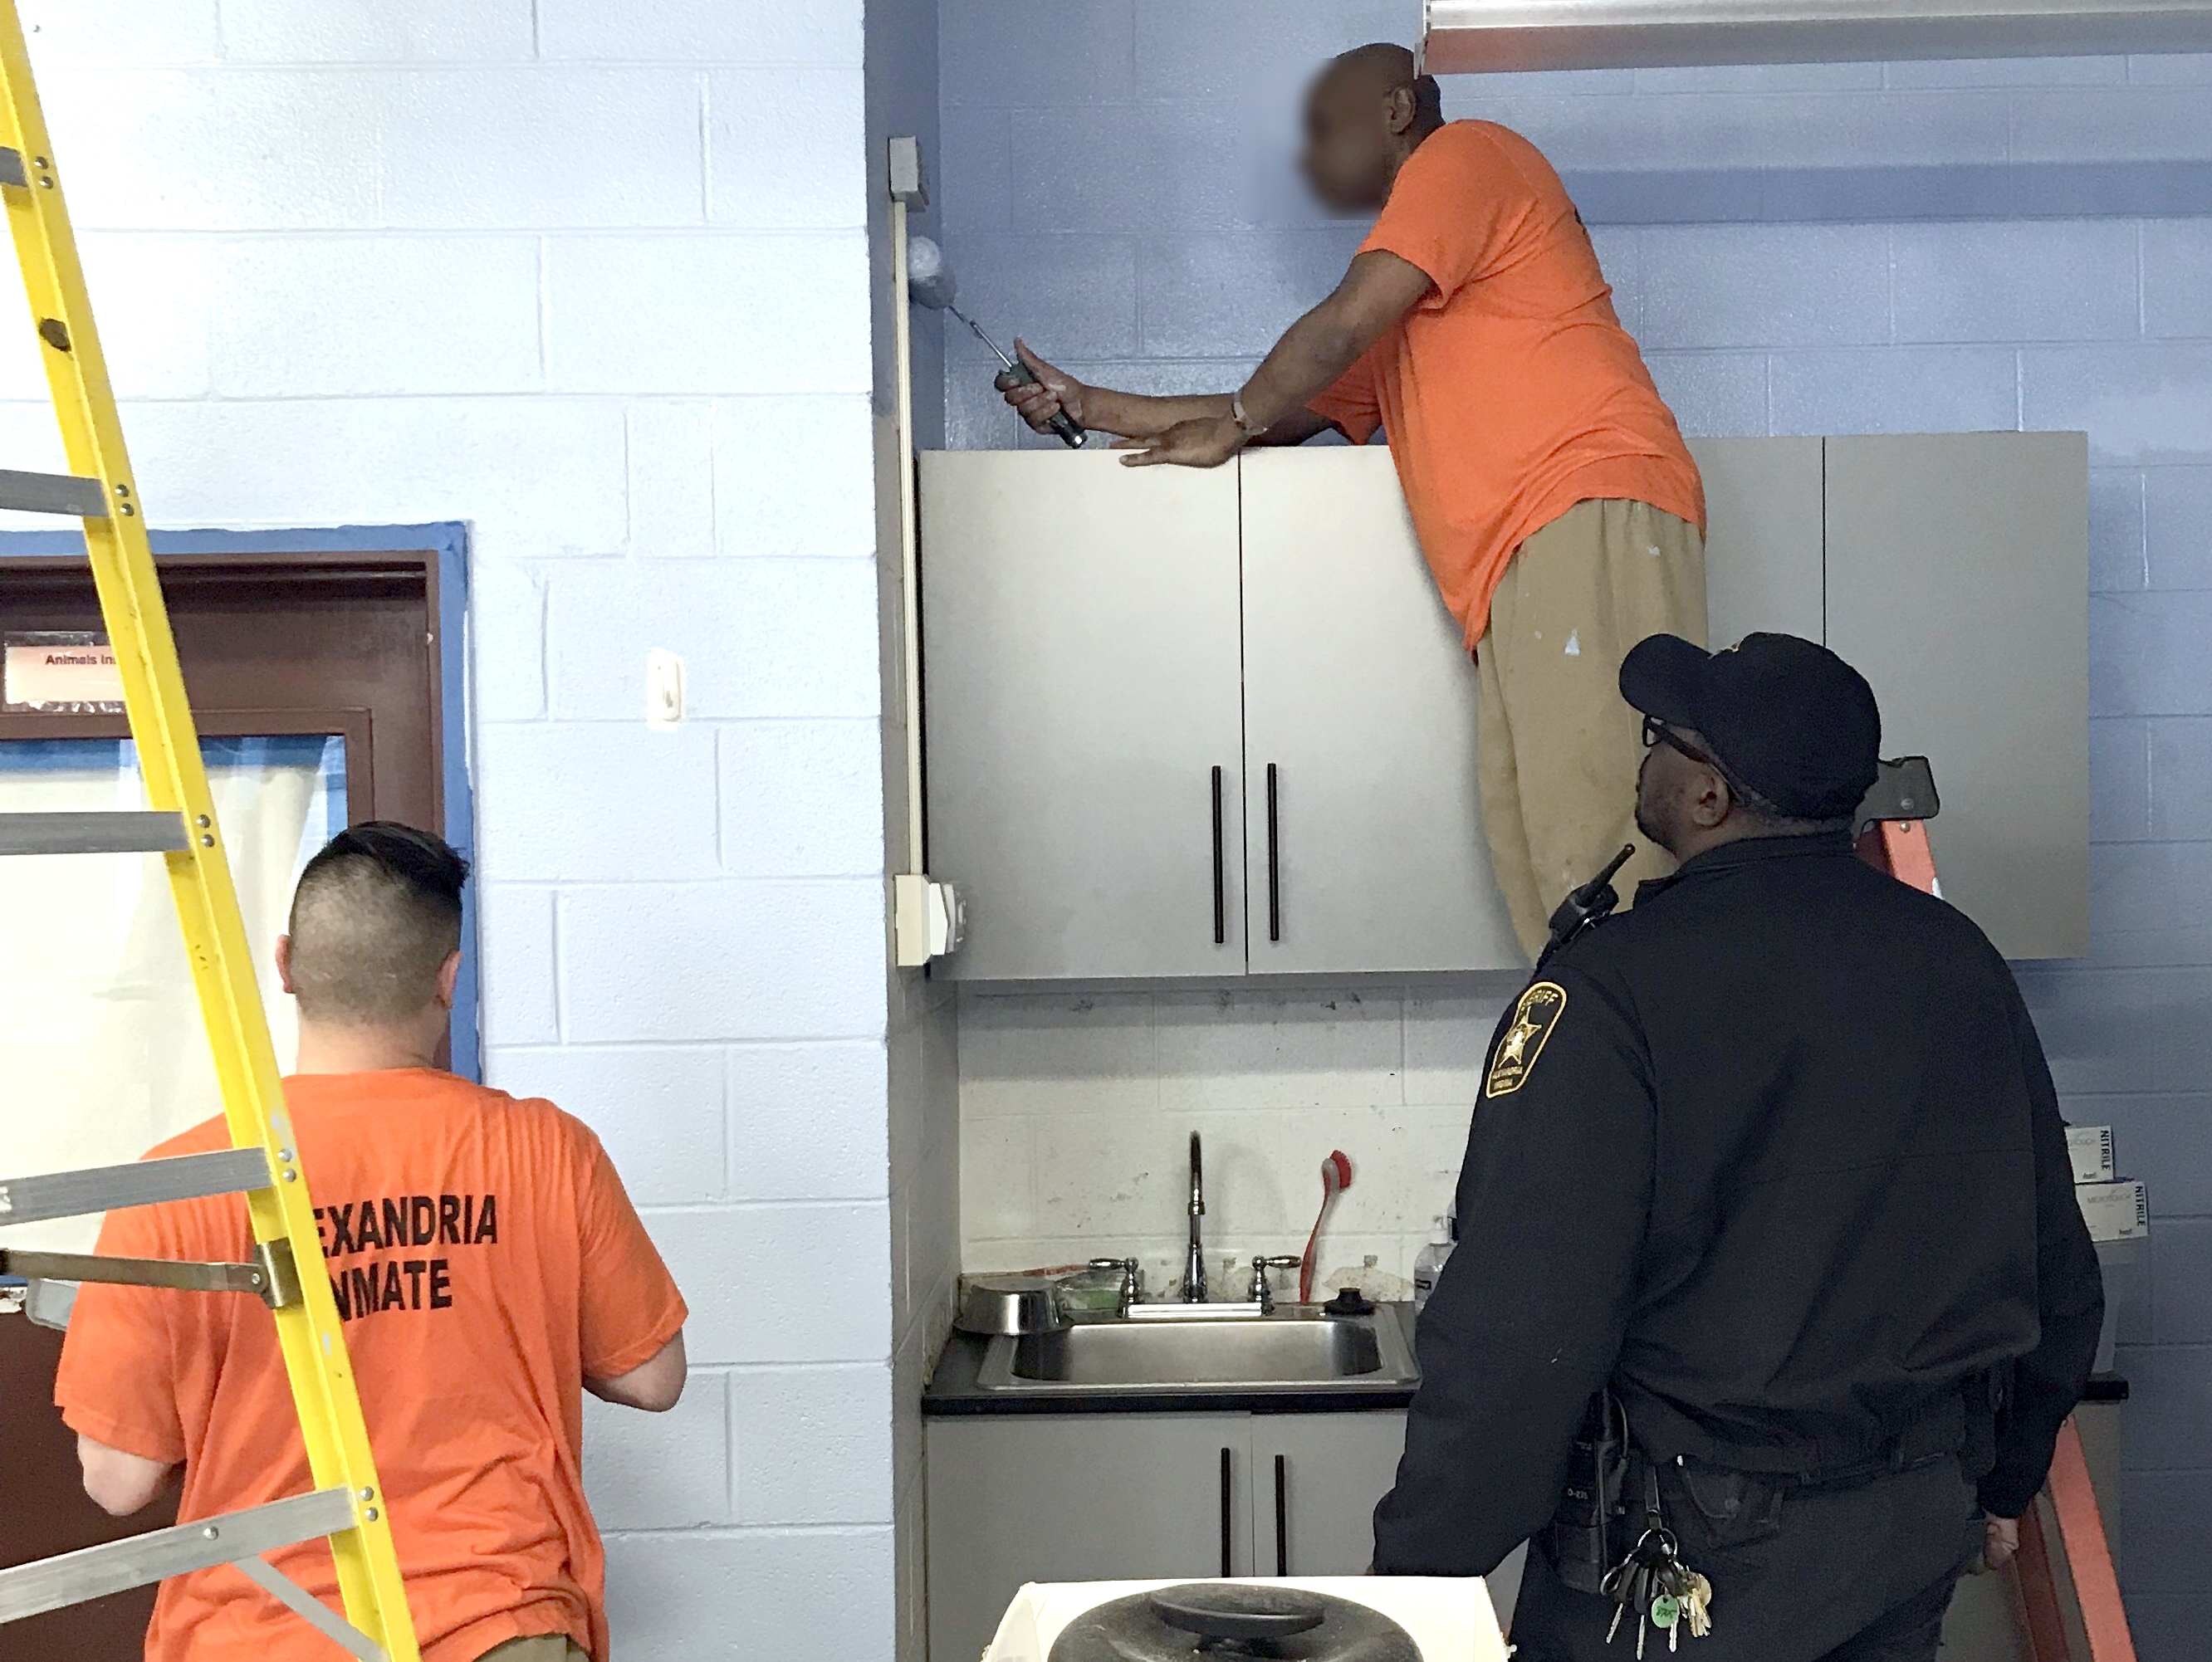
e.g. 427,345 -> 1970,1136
919,436 -> 2087,980
1240,448 -> 1519,973
1691,436 -> 1824,646
926,1410 -> 1405,1662
1825,433 -> 2088,959
919,452 -> 1246,980
1249,1410 -> 1410,1576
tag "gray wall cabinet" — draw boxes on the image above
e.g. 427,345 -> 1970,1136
926,1410 -> 1405,1662
919,435 -> 2087,979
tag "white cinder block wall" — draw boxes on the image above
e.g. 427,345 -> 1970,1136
960,988 -> 1510,1293
5,4 -> 907,1657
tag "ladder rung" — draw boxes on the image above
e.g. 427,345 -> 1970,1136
0,146 -> 23,186
0,1147 -> 272,1226
0,1247 -> 276,1300
0,466 -> 108,516
0,811 -> 188,855
0,1488 -> 357,1626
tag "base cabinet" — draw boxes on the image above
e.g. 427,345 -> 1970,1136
925,1410 -> 1406,1662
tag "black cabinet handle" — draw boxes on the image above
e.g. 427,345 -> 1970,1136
1221,1446 -> 1235,1576
1265,763 -> 1281,944
1274,1454 -> 1289,1576
1211,765 -> 1226,946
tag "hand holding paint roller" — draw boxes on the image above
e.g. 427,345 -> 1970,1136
908,236 -> 1086,449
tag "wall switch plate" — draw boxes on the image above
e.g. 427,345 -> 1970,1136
647,648 -> 684,728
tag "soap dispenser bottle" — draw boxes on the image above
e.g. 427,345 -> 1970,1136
1412,1211 -> 1457,1309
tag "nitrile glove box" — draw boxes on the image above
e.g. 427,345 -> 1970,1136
2076,1179 -> 2148,1243
2067,1125 -> 2116,1185
981,1578 -> 1506,1662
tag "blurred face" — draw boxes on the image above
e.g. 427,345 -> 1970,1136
1299,67 -> 1399,213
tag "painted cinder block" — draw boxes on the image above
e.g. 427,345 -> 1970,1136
717,719 -> 886,878
2148,716 -> 2212,839
2013,87 -> 2212,163
602,1528 -> 894,1661
1891,220 -> 2139,345
380,67 -> 707,230
941,0 -> 1135,107
467,560 -> 547,721
2088,842 -> 2212,967
1137,229 -> 1363,359
627,402 -> 718,561
646,1202 -> 892,1363
544,558 -> 880,721
2144,466 -> 2212,589
212,235 -> 542,396
2089,718 -> 2152,843
546,232 -> 871,395
712,394 -> 877,558
1768,345 -> 2019,437
0,235 -> 215,402
583,1371 -> 733,1530
487,1043 -> 727,1205
22,0 -> 219,65
217,0 -> 534,63
474,721 -> 721,882
472,883 -> 560,1048
1642,224 -> 1890,350
37,68 -> 383,230
2090,469 -> 2150,594
941,233 -> 1139,364
108,398 -> 628,560
537,0 -> 863,66
2145,220 -> 2212,341
727,1039 -> 892,1203
2022,344 -> 2212,465
2090,592 -> 2212,717
707,69 -> 868,230
730,1363 -> 895,1524
559,880 -> 886,1044
1643,351 -> 1769,439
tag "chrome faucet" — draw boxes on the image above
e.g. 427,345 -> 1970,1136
1182,1131 -> 1207,1302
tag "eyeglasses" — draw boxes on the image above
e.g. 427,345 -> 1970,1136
1641,715 -> 1724,771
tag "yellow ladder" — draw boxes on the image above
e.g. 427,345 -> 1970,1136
0,6 -> 420,1657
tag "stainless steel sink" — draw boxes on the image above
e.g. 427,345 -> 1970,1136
974,1310 -> 1418,1396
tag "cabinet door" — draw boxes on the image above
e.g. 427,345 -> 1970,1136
1824,433 -> 2088,958
1238,448 -> 1521,973
1248,1410 -> 1407,1576
927,1415 -> 1254,1662
1689,437 -> 1824,646
920,452 -> 1247,979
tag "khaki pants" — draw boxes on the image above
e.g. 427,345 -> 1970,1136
477,1638 -> 590,1662
1476,497 -> 1707,957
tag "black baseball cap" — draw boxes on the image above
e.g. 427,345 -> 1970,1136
1620,632 -> 1882,820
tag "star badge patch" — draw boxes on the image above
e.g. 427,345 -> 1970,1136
1485,981 -> 1567,1098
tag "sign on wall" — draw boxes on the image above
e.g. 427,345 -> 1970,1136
2,631 -> 125,711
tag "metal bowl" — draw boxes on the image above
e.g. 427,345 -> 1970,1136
957,1274 -> 1069,1336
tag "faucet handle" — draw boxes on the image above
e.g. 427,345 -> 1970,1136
1088,1257 -> 1143,1311
1247,1255 -> 1304,1312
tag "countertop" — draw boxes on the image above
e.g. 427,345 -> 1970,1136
922,1303 -> 1423,1417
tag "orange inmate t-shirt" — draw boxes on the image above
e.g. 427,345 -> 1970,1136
55,1070 -> 687,1662
1307,120 -> 1705,649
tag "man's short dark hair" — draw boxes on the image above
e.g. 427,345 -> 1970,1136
287,822 -> 468,1024
1337,42 -> 1444,130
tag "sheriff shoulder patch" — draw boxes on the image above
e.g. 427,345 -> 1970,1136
1485,981 -> 1567,1098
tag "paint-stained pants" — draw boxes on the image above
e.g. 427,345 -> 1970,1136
1476,497 -> 1707,957
476,1637 -> 591,1662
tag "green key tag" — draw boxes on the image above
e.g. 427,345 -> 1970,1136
1652,1593 -> 1681,1630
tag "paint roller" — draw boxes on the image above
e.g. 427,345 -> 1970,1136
908,235 -> 1086,449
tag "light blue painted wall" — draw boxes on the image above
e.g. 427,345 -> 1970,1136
937,7 -> 2212,1653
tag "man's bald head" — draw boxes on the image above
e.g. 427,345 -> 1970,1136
1301,42 -> 1444,212
284,822 -> 467,1026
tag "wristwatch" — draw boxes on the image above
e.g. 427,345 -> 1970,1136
1230,390 -> 1270,438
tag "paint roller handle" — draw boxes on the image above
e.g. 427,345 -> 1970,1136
993,356 -> 1088,448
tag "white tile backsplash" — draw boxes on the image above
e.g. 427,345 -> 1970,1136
959,985 -> 1507,1288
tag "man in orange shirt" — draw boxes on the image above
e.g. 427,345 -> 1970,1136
56,823 -> 688,1662
1004,44 -> 1705,955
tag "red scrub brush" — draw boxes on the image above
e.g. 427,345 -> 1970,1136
1299,1151 -> 1354,1303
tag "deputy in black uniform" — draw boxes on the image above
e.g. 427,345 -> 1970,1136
1373,631 -> 2103,1662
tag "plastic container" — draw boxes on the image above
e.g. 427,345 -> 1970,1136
1411,1213 -> 1456,1310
